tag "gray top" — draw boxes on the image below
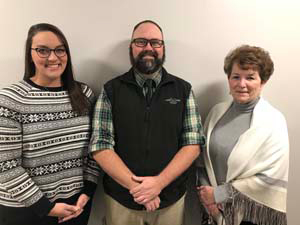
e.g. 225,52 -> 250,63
210,98 -> 259,203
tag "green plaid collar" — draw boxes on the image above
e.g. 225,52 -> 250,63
134,69 -> 162,88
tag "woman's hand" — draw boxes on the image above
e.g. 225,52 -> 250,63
206,203 -> 221,217
58,194 -> 90,223
75,193 -> 90,209
48,202 -> 80,218
197,185 -> 215,205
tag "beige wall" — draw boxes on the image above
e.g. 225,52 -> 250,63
0,0 -> 299,224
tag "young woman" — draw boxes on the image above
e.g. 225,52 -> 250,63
0,23 -> 100,225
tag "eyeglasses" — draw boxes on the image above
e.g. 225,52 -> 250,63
131,38 -> 164,48
31,47 -> 67,58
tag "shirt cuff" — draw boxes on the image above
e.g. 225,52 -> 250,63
181,132 -> 206,147
90,142 -> 114,153
29,195 -> 55,218
83,180 -> 98,198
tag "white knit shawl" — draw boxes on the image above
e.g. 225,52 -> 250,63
203,98 -> 289,224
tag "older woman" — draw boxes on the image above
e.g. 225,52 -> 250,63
0,23 -> 100,225
197,45 -> 289,225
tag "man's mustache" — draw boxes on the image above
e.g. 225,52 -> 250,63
138,50 -> 158,59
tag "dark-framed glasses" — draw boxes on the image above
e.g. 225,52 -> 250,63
132,38 -> 164,48
31,47 -> 67,58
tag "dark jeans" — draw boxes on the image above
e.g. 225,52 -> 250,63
241,221 -> 257,225
0,193 -> 92,225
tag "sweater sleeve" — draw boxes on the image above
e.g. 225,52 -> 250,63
82,153 -> 101,197
195,155 -> 210,186
82,85 -> 101,197
0,98 -> 54,218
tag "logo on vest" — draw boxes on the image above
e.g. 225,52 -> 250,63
165,98 -> 181,104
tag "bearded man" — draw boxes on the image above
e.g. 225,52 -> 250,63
90,20 -> 205,225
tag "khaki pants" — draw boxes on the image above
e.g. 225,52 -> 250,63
104,193 -> 185,225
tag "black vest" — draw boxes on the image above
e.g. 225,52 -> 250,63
104,68 -> 191,210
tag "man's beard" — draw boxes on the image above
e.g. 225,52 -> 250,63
130,47 -> 165,74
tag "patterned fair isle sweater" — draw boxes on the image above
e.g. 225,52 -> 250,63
0,79 -> 100,216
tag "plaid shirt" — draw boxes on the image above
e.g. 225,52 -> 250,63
90,71 -> 205,152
